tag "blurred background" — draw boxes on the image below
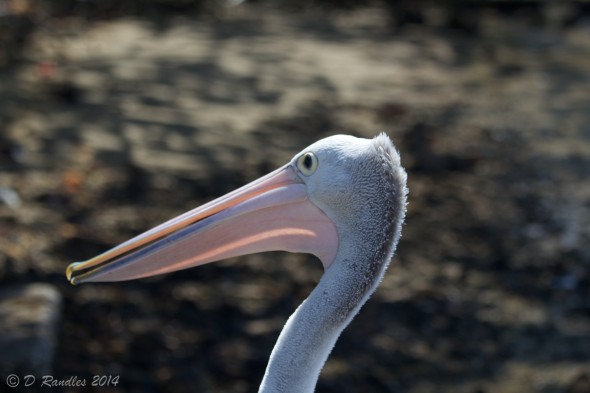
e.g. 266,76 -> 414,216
0,0 -> 589,392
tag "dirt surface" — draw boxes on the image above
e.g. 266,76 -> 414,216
1,4 -> 589,393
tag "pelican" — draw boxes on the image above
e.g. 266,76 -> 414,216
66,133 -> 408,392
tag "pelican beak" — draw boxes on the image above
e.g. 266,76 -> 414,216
66,165 -> 338,285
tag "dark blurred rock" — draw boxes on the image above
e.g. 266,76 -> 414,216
50,82 -> 83,105
0,136 -> 24,168
0,284 -> 62,376
0,1 -> 39,69
568,373 -> 590,393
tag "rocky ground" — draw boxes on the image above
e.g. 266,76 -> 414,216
0,4 -> 589,393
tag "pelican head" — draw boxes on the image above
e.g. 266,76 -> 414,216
67,133 -> 406,285
66,133 -> 407,393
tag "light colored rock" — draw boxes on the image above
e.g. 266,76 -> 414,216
0,284 -> 62,376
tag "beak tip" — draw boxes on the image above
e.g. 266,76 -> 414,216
66,262 -> 82,285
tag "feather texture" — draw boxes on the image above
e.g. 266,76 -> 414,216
259,134 -> 407,393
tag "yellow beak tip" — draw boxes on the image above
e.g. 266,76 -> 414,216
66,262 -> 83,285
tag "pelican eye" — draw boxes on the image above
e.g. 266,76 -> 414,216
297,152 -> 318,176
